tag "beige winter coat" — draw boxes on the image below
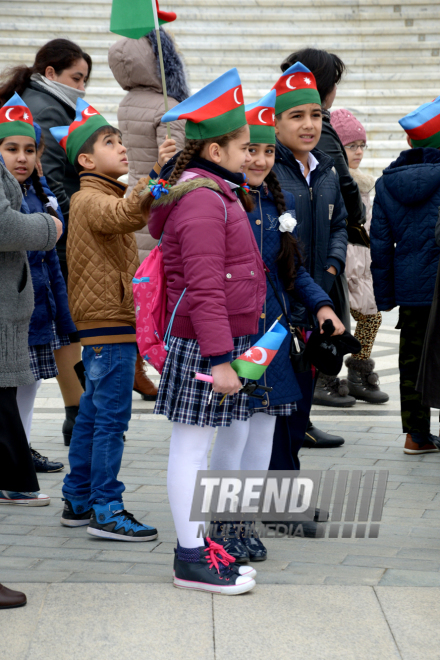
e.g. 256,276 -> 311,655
346,168 -> 378,315
108,37 -> 186,261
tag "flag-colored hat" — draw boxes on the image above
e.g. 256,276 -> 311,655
161,68 -> 246,140
0,93 -> 36,141
399,96 -> 440,149
110,0 -> 176,39
245,90 -> 276,144
272,63 -> 321,115
50,98 -> 112,164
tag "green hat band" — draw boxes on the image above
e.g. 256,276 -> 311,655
185,105 -> 247,140
66,114 -> 112,164
249,124 -> 276,144
275,89 -> 321,116
410,133 -> 440,149
0,120 -> 36,142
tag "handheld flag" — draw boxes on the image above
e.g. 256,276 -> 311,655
231,318 -> 288,380
272,63 -> 321,116
0,92 -> 36,141
245,90 -> 277,144
110,0 -> 176,139
399,96 -> 440,149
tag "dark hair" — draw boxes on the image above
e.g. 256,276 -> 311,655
31,169 -> 59,219
0,39 -> 92,106
265,170 -> 302,292
141,125 -> 254,217
73,125 -> 121,173
281,48 -> 346,105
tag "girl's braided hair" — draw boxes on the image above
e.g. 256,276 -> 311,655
30,168 -> 58,219
140,126 -> 254,217
265,169 -> 302,292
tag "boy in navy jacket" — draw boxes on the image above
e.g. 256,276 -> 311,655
269,63 -> 348,484
371,97 -> 440,456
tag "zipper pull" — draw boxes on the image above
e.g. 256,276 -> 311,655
309,187 -> 313,200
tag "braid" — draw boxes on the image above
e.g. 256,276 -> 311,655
265,170 -> 303,293
167,140 -> 203,186
31,169 -> 58,218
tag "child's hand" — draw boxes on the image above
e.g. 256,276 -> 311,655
53,217 -> 63,241
211,363 -> 242,395
316,306 -> 345,335
158,138 -> 177,167
36,159 -> 44,178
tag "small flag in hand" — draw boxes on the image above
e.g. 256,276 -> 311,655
231,319 -> 288,380
110,0 -> 176,39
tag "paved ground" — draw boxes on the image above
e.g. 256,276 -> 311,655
2,309 -> 440,659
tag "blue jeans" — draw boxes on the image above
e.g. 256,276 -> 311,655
62,343 -> 137,507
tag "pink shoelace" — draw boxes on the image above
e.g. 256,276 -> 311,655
204,537 -> 236,574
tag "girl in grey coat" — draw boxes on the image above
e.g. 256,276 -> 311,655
0,159 -> 60,502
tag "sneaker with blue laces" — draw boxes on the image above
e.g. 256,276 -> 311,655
0,490 -> 50,506
87,501 -> 158,541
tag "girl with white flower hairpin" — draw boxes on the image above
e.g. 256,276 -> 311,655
209,91 -> 344,562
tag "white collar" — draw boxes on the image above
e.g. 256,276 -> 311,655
225,179 -> 240,190
295,152 -> 319,178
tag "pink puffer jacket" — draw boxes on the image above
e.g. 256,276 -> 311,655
148,169 -> 267,358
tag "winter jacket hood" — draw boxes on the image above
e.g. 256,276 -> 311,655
382,148 -> 440,205
67,172 -> 148,345
370,147 -> 440,309
108,33 -> 187,261
147,168 -> 267,358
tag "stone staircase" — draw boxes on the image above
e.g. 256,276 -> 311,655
0,0 -> 439,175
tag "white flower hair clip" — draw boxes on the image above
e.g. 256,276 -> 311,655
45,196 -> 58,212
278,212 -> 297,233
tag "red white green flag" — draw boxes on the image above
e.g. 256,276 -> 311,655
231,319 -> 288,380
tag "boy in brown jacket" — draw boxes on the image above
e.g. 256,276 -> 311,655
50,99 -> 158,541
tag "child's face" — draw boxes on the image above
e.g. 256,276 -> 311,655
344,141 -> 366,169
0,135 -> 37,183
78,131 -> 128,179
244,143 -> 275,187
275,104 -> 322,158
202,124 -> 251,173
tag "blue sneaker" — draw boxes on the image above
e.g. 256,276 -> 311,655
60,499 -> 92,527
87,501 -> 158,542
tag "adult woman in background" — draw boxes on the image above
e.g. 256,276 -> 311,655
0,38 -> 92,445
109,28 -> 188,400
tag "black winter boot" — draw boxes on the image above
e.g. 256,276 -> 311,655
62,405 -> 79,447
313,374 -> 356,408
345,357 -> 389,404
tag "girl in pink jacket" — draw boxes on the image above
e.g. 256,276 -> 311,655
143,69 -> 266,595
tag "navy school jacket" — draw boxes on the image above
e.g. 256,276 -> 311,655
21,177 -> 76,345
247,184 -> 333,407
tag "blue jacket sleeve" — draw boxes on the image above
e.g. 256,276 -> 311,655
327,181 -> 348,274
45,247 -> 77,335
370,189 -> 395,311
292,266 -> 334,314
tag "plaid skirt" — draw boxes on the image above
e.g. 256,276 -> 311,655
29,324 -> 71,381
155,335 -> 254,427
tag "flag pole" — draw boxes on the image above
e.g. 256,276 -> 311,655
151,0 -> 171,138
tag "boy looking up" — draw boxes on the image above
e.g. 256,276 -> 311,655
50,99 -> 158,541
269,63 -> 348,492
371,97 -> 440,455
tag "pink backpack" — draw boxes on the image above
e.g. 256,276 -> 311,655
133,238 -> 185,374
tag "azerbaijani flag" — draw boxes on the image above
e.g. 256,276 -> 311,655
231,319 -> 288,380
110,0 -> 176,39
399,96 -> 440,149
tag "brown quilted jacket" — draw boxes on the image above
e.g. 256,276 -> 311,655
66,172 -> 148,345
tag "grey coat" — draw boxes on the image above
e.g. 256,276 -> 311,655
0,162 -> 57,387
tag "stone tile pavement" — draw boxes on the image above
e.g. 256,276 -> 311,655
2,309 -> 440,659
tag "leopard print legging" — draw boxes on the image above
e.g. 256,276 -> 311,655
350,309 -> 382,360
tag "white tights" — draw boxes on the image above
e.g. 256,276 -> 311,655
16,380 -> 41,445
211,413 -> 277,471
167,414 -> 277,549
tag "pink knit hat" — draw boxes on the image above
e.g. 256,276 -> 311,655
330,109 -> 367,146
